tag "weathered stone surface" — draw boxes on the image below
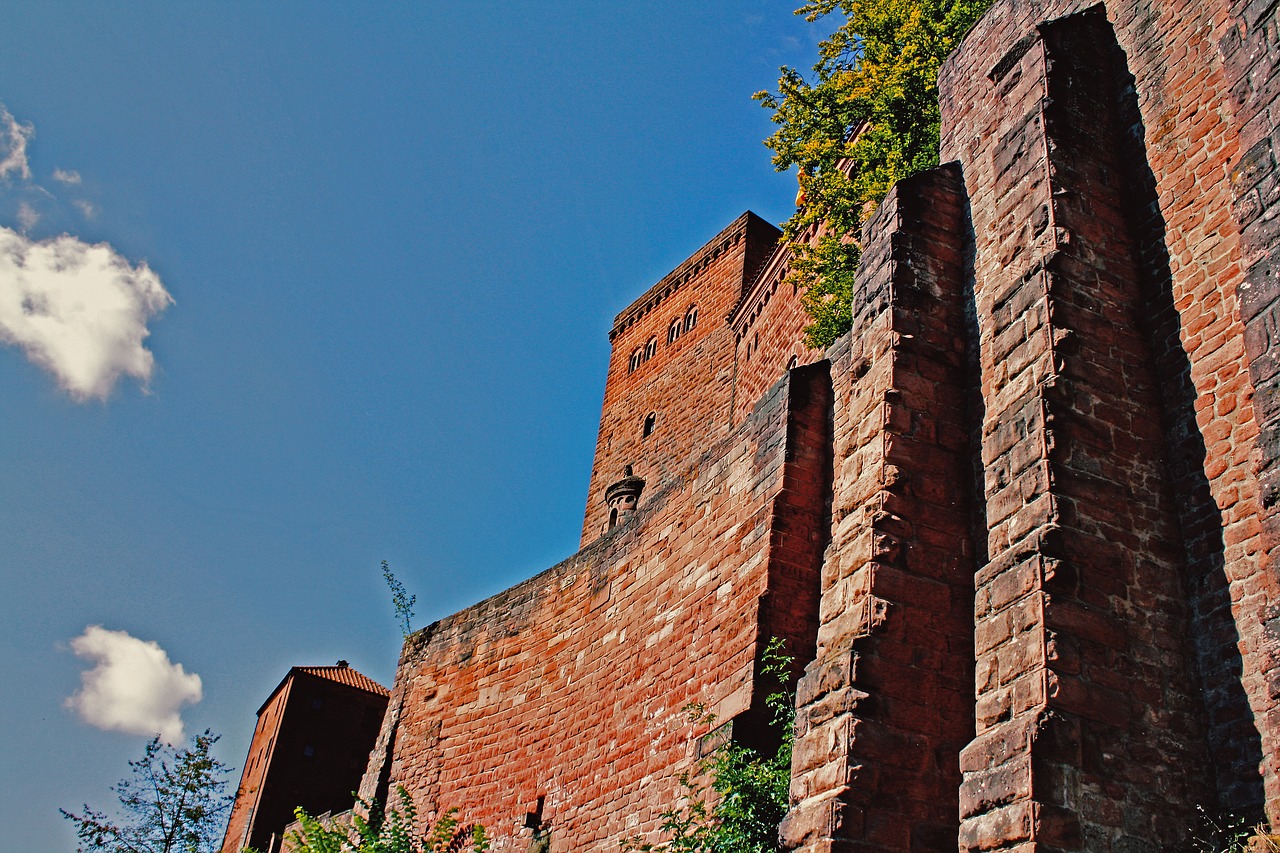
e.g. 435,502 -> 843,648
235,0 -> 1280,843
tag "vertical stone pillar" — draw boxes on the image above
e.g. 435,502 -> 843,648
1221,0 -> 1280,821
782,164 -> 976,853
949,11 -> 1213,850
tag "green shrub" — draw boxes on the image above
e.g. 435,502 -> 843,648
622,639 -> 794,853
287,786 -> 487,853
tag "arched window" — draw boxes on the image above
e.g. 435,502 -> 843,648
629,348 -> 643,373
668,317 -> 683,344
685,305 -> 698,332
786,355 -> 799,371
644,338 -> 657,361
642,412 -> 656,438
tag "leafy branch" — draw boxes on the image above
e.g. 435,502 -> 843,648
287,786 -> 488,853
381,560 -> 417,637
61,730 -> 233,853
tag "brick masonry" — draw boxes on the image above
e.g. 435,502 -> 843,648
231,0 -> 1280,846
729,235 -> 827,427
781,164 -> 977,853
358,365 -> 830,852
941,0 -> 1280,833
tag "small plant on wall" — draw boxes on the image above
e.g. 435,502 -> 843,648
285,786 -> 487,853
1191,805 -> 1280,853
621,639 -> 794,853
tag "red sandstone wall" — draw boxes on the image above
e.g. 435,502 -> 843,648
1221,0 -> 1280,825
941,0 -> 1280,823
580,212 -> 779,545
730,241 -> 826,426
363,366 -> 828,852
782,165 -> 979,853
932,15 -> 1216,849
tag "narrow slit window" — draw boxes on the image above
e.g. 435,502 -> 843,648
642,412 -> 656,438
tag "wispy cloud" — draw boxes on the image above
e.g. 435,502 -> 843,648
52,167 -> 80,185
16,201 -> 38,231
0,103 -> 32,180
0,227 -> 173,401
73,198 -> 97,219
66,626 -> 202,744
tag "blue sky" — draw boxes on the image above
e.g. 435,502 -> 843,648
0,4 -> 821,850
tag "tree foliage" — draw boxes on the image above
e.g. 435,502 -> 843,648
754,0 -> 992,347
287,786 -> 488,853
621,639 -> 793,853
61,730 -> 233,853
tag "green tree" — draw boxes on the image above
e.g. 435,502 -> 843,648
287,786 -> 488,853
622,639 -> 794,853
754,0 -> 992,347
61,729 -> 233,853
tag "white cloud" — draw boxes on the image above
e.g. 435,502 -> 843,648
0,227 -> 173,401
73,199 -> 97,219
52,168 -> 80,185
0,103 -> 32,180
66,626 -> 202,744
16,201 -> 38,231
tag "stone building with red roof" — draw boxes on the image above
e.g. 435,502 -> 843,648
220,662 -> 388,853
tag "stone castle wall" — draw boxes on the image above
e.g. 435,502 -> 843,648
358,364 -> 830,851
347,0 -> 1280,848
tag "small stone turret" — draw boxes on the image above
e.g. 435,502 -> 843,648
603,465 -> 645,531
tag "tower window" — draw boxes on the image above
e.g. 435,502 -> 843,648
629,349 -> 643,373
668,317 -> 683,344
642,412 -> 656,438
685,305 -> 698,331
644,338 -> 657,361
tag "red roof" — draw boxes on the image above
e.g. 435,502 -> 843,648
256,662 -> 389,715
293,664 -> 389,696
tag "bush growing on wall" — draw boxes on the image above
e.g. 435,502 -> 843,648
284,786 -> 488,853
621,639 -> 794,853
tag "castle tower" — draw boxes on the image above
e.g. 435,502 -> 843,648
580,211 -> 779,544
